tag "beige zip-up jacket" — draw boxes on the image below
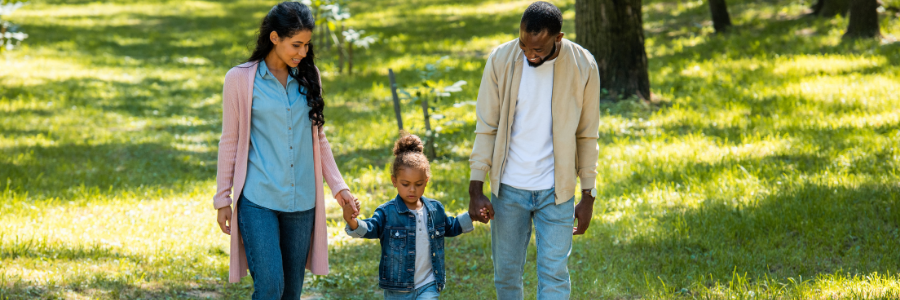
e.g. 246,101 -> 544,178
469,38 -> 600,204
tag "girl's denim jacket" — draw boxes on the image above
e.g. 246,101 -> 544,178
345,195 -> 474,292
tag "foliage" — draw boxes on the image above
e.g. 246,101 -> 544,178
303,0 -> 379,75
342,28 -> 376,48
395,56 -> 467,156
0,0 -> 899,299
0,0 -> 26,51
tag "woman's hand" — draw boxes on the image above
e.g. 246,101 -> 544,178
217,206 -> 233,235
341,197 -> 361,230
335,189 -> 359,214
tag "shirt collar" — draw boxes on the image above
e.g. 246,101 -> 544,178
257,60 -> 296,82
391,195 -> 435,214
257,60 -> 270,78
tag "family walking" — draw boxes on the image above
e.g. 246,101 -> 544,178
213,1 -> 600,299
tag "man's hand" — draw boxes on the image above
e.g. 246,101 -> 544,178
341,197 -> 361,230
336,189 -> 359,215
573,190 -> 595,235
469,180 -> 494,223
217,206 -> 233,235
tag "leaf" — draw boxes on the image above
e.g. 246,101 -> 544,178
444,80 -> 467,92
399,89 -> 413,100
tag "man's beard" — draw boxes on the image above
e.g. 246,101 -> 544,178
527,42 -> 557,67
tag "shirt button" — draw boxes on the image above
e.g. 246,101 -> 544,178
291,184 -> 294,187
288,127 -> 291,130
290,146 -> 293,149
291,164 -> 293,167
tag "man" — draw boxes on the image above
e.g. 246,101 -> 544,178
467,1 -> 600,299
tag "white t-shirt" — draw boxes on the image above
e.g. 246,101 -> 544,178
411,207 -> 436,289
501,55 -> 556,191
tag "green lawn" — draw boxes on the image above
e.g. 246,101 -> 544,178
2,0 -> 900,299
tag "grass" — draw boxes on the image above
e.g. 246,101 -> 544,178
1,0 -> 899,298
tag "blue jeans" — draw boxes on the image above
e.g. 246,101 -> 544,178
491,184 -> 574,300
238,195 -> 314,300
383,281 -> 440,300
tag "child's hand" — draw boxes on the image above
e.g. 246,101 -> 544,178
479,207 -> 490,222
341,198 -> 359,220
342,197 -> 362,230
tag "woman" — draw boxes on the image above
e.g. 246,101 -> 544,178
212,2 -> 358,298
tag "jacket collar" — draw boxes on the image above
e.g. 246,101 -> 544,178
390,195 -> 435,214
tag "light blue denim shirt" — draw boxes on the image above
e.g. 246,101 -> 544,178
242,60 -> 316,212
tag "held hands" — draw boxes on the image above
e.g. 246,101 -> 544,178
468,180 -> 495,223
335,189 -> 359,214
340,195 -> 361,230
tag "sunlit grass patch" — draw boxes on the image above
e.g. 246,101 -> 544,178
2,0 -> 900,298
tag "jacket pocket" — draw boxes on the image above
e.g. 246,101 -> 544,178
386,228 -> 407,283
434,228 -> 446,250
388,228 -> 406,251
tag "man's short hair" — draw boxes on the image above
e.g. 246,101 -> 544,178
521,1 -> 562,35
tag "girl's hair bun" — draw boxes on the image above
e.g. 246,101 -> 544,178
393,132 -> 424,156
390,131 -> 431,177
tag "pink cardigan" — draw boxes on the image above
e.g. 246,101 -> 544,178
214,61 -> 350,283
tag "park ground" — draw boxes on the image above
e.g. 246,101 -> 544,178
2,0 -> 900,299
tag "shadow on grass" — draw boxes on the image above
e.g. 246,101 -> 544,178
21,1 -> 271,68
0,142 -> 214,200
598,180 -> 900,294
1,76 -> 222,119
1,239 -> 145,263
0,237 -> 243,299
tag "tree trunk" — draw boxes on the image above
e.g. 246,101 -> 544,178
576,0 -> 651,101
844,0 -> 881,39
709,0 -> 733,33
818,0 -> 850,17
337,24 -> 344,74
348,41 -> 353,75
810,0 -> 825,16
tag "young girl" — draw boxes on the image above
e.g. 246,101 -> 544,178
341,134 -> 476,299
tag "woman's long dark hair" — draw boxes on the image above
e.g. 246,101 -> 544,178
246,1 -> 324,126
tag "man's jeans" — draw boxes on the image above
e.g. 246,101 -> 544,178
238,195 -> 314,300
383,281 -> 440,300
491,184 -> 574,300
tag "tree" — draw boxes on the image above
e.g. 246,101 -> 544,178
708,0 -> 733,33
810,0 -> 825,15
811,0 -> 851,17
843,0 -> 881,39
575,0 -> 651,101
